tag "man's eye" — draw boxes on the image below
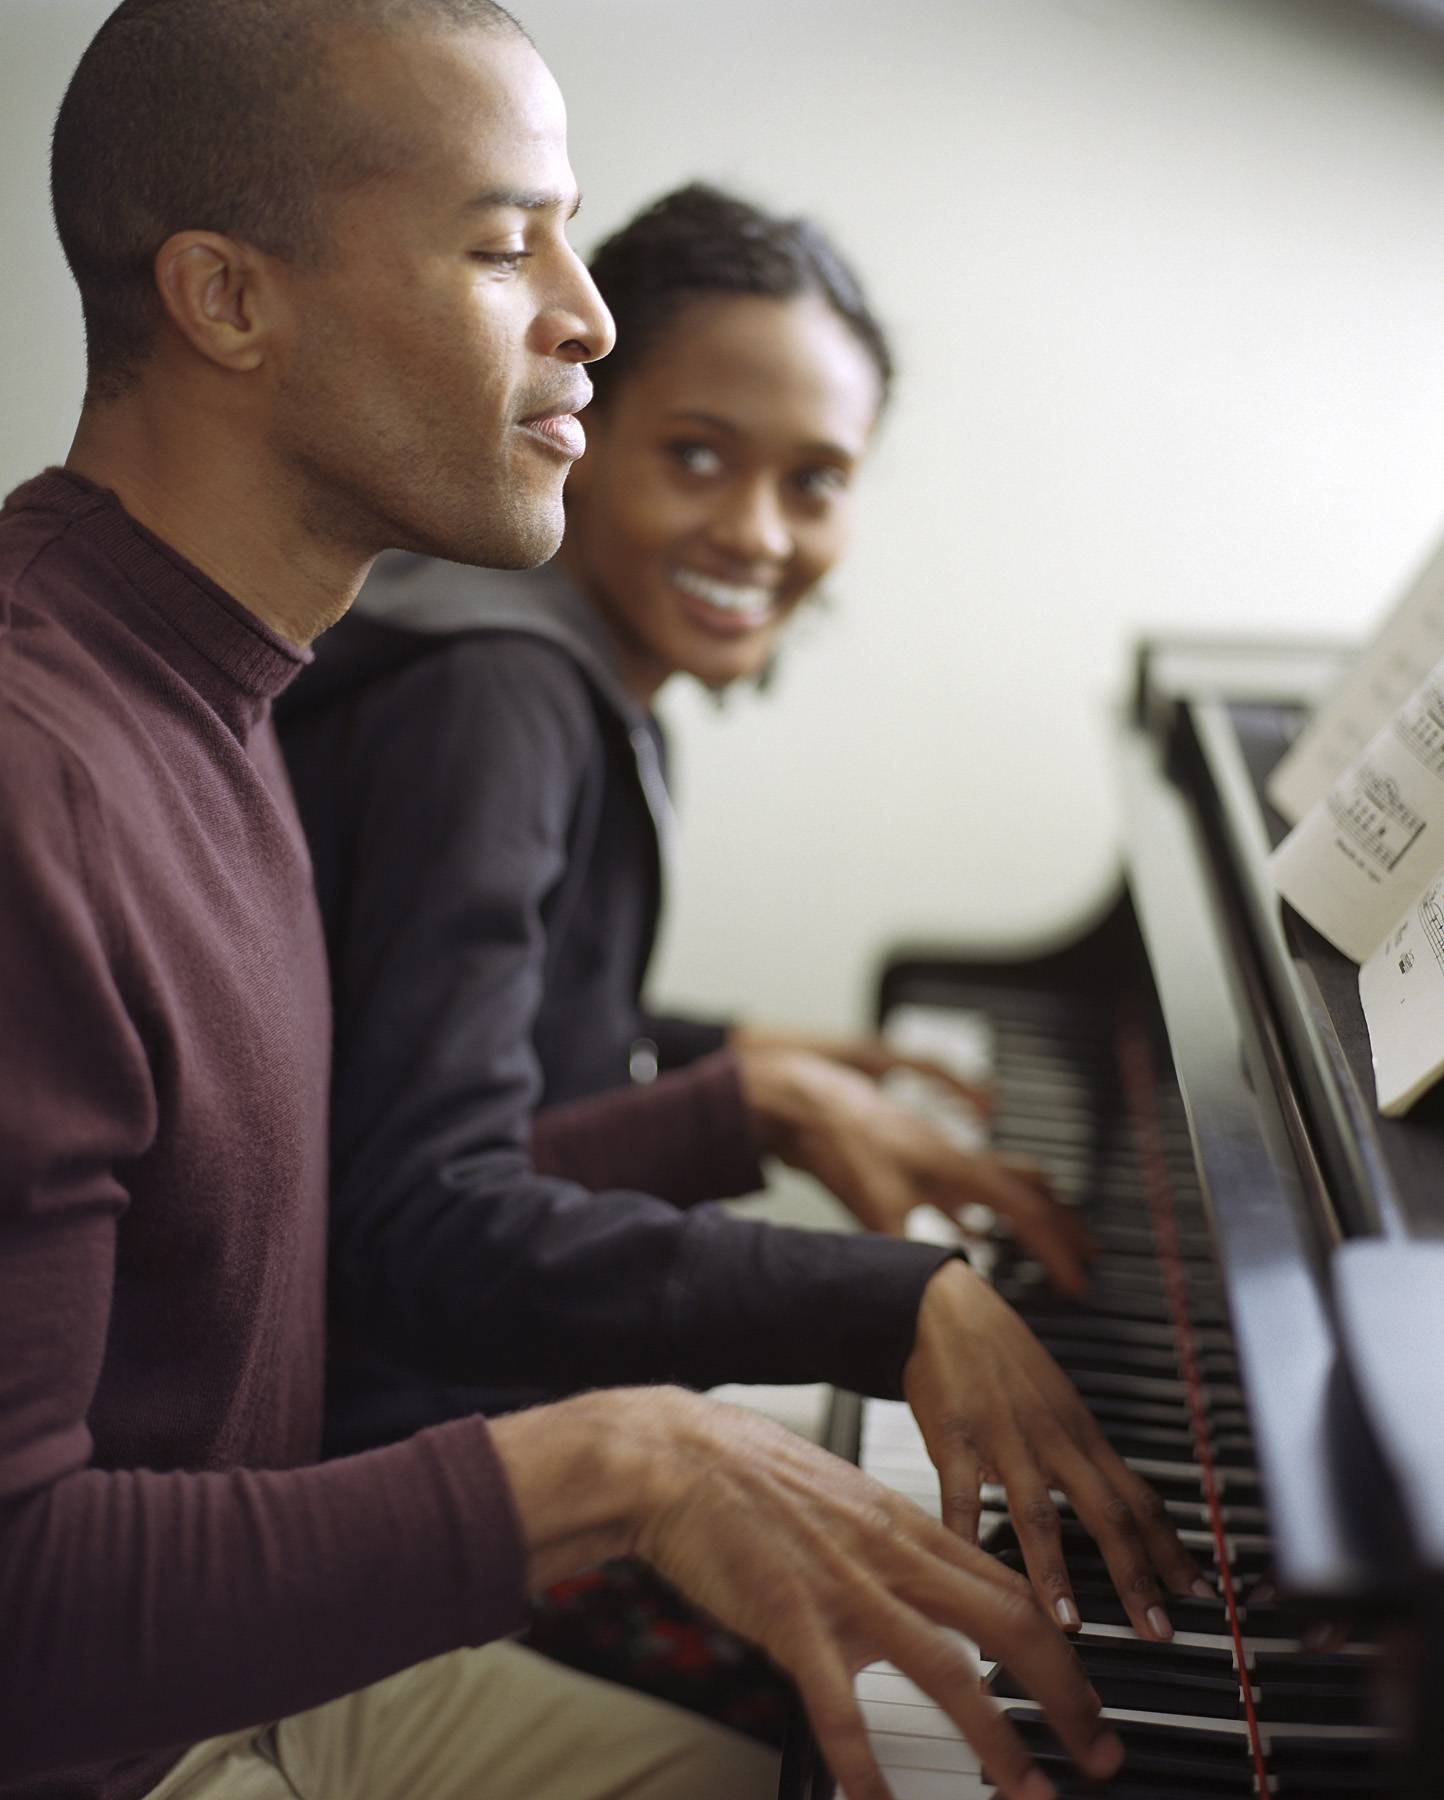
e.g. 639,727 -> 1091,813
795,466 -> 849,498
668,443 -> 723,477
472,251 -> 530,272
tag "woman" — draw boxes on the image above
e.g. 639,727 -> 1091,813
282,184 -> 1091,1299
277,184 -> 1189,1740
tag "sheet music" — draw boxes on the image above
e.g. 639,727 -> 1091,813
1269,657 -> 1444,962
1358,870 -> 1444,1115
1266,529 -> 1444,825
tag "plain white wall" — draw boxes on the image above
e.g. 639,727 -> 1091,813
7,0 -> 1444,1033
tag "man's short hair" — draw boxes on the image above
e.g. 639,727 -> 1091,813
52,0 -> 524,403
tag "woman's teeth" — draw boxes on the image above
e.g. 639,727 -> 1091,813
672,569 -> 775,620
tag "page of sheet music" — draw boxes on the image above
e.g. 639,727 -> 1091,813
1267,529 -> 1444,825
1358,872 -> 1444,1116
1269,657 -> 1444,962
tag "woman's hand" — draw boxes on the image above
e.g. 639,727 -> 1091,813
903,1261 -> 1215,1640
736,1044 -> 1094,1295
733,1021 -> 994,1113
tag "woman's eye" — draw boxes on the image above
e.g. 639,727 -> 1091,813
668,443 -> 724,477
795,466 -> 850,499
472,250 -> 530,273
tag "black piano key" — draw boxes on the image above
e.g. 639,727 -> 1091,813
998,1707 -> 1256,1792
1024,1332 -> 1240,1387
997,1644 -> 1251,1721
1252,1651 -> 1379,1725
1267,1733 -> 1402,1794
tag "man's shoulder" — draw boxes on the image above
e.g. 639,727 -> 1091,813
0,523 -> 141,836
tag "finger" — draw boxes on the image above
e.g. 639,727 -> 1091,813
997,1157 -> 1097,1260
1009,1356 -> 1213,1609
888,1492 -> 1040,1605
862,1159 -> 926,1239
998,1454 -> 1081,1633
881,1049 -> 994,1114
1038,1398 -> 1210,1602
880,1585 -> 1122,1796
947,1160 -> 1091,1296
923,1425 -> 984,1544
1105,1456 -> 1213,1601
1045,1444 -> 1174,1641
789,1645 -> 893,1800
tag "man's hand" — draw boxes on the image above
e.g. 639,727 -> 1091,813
737,1044 -> 1094,1295
903,1261 -> 1213,1640
493,1386 -> 1125,1800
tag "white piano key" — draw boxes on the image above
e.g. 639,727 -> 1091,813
874,1767 -> 991,1799
883,1005 -> 994,1086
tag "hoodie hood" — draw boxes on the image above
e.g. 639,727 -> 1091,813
279,551 -> 649,732
278,550 -> 679,877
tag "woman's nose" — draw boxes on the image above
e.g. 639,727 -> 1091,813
708,479 -> 792,565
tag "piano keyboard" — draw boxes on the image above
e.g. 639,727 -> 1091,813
829,987 -> 1401,1799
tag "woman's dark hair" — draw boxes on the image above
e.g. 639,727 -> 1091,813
586,183 -> 894,410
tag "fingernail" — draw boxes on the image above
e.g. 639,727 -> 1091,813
1146,1605 -> 1173,1640
1018,1770 -> 1056,1800
1301,1622 -> 1335,1651
1192,1577 -> 1218,1600
1084,1731 -> 1125,1779
1054,1596 -> 1080,1631
1250,1578 -> 1277,1605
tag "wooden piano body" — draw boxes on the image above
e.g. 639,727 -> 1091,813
780,639 -> 1444,1799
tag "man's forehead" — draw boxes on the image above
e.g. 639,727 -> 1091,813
330,23 -> 567,180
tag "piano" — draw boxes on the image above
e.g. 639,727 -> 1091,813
778,638 -> 1444,1800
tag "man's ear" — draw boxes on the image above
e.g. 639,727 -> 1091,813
153,231 -> 280,374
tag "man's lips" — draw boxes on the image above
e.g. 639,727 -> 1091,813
518,381 -> 592,460
519,412 -> 587,459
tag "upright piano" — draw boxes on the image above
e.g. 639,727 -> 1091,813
780,638 -> 1444,1800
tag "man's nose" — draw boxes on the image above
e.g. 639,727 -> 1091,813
551,251 -> 615,365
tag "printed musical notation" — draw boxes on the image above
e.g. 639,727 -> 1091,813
1419,880 -> 1444,979
1394,680 -> 1444,780
1326,765 -> 1426,875
1268,530 -> 1444,824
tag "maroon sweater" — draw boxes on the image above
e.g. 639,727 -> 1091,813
0,473 -> 526,1800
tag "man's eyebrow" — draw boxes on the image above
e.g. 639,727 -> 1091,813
463,188 -> 583,219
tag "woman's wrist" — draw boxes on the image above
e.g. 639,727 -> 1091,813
732,1041 -> 830,1160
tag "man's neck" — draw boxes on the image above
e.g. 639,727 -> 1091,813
66,399 -> 370,650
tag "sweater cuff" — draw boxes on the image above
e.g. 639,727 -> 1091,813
409,1416 -> 531,1638
668,1219 -> 962,1399
532,1049 -> 765,1207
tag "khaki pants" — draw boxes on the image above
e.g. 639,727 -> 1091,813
143,1642 -> 781,1800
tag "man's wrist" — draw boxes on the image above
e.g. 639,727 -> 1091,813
489,1388 -> 688,1592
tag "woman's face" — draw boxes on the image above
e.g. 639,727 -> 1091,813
561,291 -> 883,701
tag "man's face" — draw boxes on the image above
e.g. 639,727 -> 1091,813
266,26 -> 613,571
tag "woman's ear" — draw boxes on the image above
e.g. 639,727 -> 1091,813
153,231 -> 278,375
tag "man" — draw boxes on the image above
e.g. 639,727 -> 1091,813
0,3 -> 1191,1797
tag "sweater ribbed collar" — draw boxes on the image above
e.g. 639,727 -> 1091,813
5,469 -> 311,733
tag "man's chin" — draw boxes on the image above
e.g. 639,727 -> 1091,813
416,490 -> 566,573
